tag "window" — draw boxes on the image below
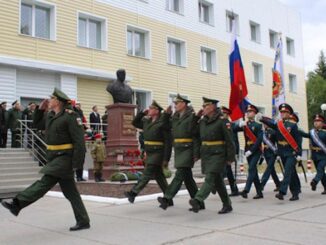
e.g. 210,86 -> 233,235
166,0 -> 184,14
127,26 -> 150,58
200,47 -> 217,73
269,30 -> 278,49
226,11 -> 239,34
132,89 -> 152,112
289,74 -> 297,93
286,37 -> 295,56
167,37 -> 186,67
250,21 -> 260,43
78,12 -> 107,50
20,1 -> 55,40
252,62 -> 263,84
198,0 -> 214,25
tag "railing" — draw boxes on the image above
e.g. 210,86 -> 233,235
17,120 -> 47,166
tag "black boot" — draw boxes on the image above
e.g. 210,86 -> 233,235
229,184 -> 239,197
253,190 -> 264,199
289,194 -> 299,201
69,223 -> 90,231
1,199 -> 20,216
311,180 -> 317,191
275,192 -> 284,200
157,197 -> 169,210
97,173 -> 105,182
124,191 -> 137,203
218,205 -> 233,214
240,190 -> 248,199
94,173 -> 100,182
189,199 -> 201,213
189,201 -> 205,212
321,189 -> 326,195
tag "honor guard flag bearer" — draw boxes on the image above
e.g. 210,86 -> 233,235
272,34 -> 285,118
228,18 -> 250,121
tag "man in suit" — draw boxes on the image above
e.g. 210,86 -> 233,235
89,105 -> 101,134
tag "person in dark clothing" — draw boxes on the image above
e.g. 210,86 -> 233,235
0,101 -> 8,148
89,105 -> 101,134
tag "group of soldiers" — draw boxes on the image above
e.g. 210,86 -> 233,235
1,88 -> 326,231
125,94 -> 326,213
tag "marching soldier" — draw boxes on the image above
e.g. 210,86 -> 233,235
1,88 -> 90,231
124,100 -> 172,204
188,97 -> 235,214
301,114 -> 326,194
157,94 -> 201,210
259,103 -> 301,201
235,105 -> 264,199
260,123 -> 281,192
7,100 -> 22,148
221,106 -> 239,196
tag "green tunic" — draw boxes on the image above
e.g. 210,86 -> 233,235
33,108 -> 86,179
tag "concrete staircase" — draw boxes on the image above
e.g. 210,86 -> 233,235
0,148 -> 41,199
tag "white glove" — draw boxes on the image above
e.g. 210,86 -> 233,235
296,155 -> 302,161
238,119 -> 246,128
256,112 -> 263,121
276,156 -> 281,161
245,151 -> 252,157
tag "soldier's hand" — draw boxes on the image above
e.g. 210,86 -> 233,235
196,109 -> 204,117
238,119 -> 246,128
245,151 -> 252,157
143,109 -> 149,115
165,105 -> 172,114
39,99 -> 49,110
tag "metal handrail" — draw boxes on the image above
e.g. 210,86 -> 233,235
17,120 -> 47,166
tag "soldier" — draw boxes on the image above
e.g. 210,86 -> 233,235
157,94 -> 201,210
1,88 -> 90,231
0,101 -> 8,148
7,100 -> 22,148
221,106 -> 240,196
188,97 -> 235,214
235,105 -> 264,199
22,102 -> 37,148
259,103 -> 301,201
91,133 -> 106,182
301,114 -> 326,194
124,100 -> 172,204
260,123 -> 281,192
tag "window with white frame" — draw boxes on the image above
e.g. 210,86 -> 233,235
250,21 -> 260,43
167,37 -> 186,67
286,37 -> 295,56
252,62 -> 264,84
78,12 -> 107,50
289,74 -> 297,93
226,11 -> 239,34
166,0 -> 184,14
20,0 -> 55,40
200,47 -> 216,73
127,26 -> 150,58
198,0 -> 214,25
269,30 -> 278,49
132,89 -> 151,112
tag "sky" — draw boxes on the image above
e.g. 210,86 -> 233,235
278,0 -> 326,74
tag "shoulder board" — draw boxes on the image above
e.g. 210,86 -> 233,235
65,109 -> 75,115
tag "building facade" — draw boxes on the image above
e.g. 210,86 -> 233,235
0,0 -> 308,147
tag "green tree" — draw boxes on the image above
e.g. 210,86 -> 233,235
315,50 -> 326,79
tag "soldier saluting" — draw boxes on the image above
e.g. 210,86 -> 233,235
259,103 -> 301,201
1,88 -> 90,231
157,94 -> 202,210
189,97 -> 235,214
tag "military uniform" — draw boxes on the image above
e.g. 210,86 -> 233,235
22,103 -> 36,149
189,98 -> 235,214
7,101 -> 22,148
91,134 -> 106,182
234,105 -> 263,199
260,103 -> 301,200
260,126 -> 281,190
125,100 -> 172,203
157,95 -> 200,210
302,114 -> 326,193
1,88 -> 90,231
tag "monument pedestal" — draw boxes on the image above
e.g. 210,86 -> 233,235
88,103 -> 143,180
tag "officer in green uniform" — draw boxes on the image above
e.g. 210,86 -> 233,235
125,100 -> 172,204
1,88 -> 90,231
189,97 -> 235,214
157,94 -> 202,210
22,102 -> 37,148
234,105 -> 263,199
7,100 -> 22,148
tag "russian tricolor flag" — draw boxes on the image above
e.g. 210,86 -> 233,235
228,21 -> 249,121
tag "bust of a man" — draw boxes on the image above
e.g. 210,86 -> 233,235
106,69 -> 132,104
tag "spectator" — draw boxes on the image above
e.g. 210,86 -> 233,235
91,133 -> 106,182
101,105 -> 109,141
0,101 -> 8,148
7,101 -> 22,148
89,105 -> 101,134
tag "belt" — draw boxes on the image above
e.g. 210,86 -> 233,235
174,138 -> 193,143
144,141 -> 163,146
47,143 -> 73,151
247,141 -> 254,145
202,141 -> 225,146
311,146 -> 321,152
278,141 -> 289,146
